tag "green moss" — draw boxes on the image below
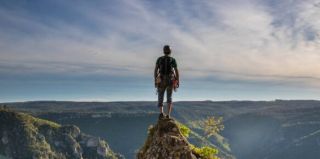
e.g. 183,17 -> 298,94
176,122 -> 191,138
190,144 -> 220,159
18,112 -> 61,129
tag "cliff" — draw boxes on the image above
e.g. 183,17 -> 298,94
137,118 -> 219,159
0,108 -> 124,159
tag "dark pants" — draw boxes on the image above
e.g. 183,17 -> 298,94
157,75 -> 173,107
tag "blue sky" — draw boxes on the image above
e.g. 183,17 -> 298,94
1,0 -> 320,102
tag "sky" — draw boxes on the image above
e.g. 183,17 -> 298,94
1,0 -> 320,102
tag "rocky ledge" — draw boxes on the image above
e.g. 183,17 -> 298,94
137,118 -> 200,159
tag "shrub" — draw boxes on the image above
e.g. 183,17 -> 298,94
177,122 -> 191,138
176,120 -> 221,159
190,144 -> 220,159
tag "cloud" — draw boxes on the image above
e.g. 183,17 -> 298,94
0,0 -> 320,87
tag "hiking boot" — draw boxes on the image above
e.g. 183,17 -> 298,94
158,113 -> 165,120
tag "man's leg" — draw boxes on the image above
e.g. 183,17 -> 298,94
166,86 -> 173,118
167,102 -> 172,118
159,106 -> 164,114
158,87 -> 165,119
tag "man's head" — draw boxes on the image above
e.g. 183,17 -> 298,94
163,45 -> 171,55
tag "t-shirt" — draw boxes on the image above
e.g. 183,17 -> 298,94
156,55 -> 177,75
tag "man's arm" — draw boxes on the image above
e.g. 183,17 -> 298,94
172,58 -> 179,86
174,67 -> 179,86
154,64 -> 159,87
154,65 -> 159,80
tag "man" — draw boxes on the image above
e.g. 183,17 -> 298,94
154,45 -> 179,119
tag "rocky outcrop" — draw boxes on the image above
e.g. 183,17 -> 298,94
137,118 -> 199,159
0,109 -> 124,159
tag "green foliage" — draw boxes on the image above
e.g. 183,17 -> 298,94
17,111 -> 61,130
190,144 -> 220,159
187,116 -> 231,155
190,116 -> 224,138
203,116 -> 224,138
184,116 -> 226,158
177,122 -> 191,138
176,122 -> 220,159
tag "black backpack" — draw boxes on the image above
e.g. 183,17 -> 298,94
158,56 -> 173,76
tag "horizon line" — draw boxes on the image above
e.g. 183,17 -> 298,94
1,99 -> 320,104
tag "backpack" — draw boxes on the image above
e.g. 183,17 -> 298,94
158,56 -> 174,76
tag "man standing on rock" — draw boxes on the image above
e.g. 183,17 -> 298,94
154,45 -> 179,119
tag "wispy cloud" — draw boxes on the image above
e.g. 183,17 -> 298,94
0,0 -> 320,86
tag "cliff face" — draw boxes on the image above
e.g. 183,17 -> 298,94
0,109 -> 124,159
137,118 -> 199,159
